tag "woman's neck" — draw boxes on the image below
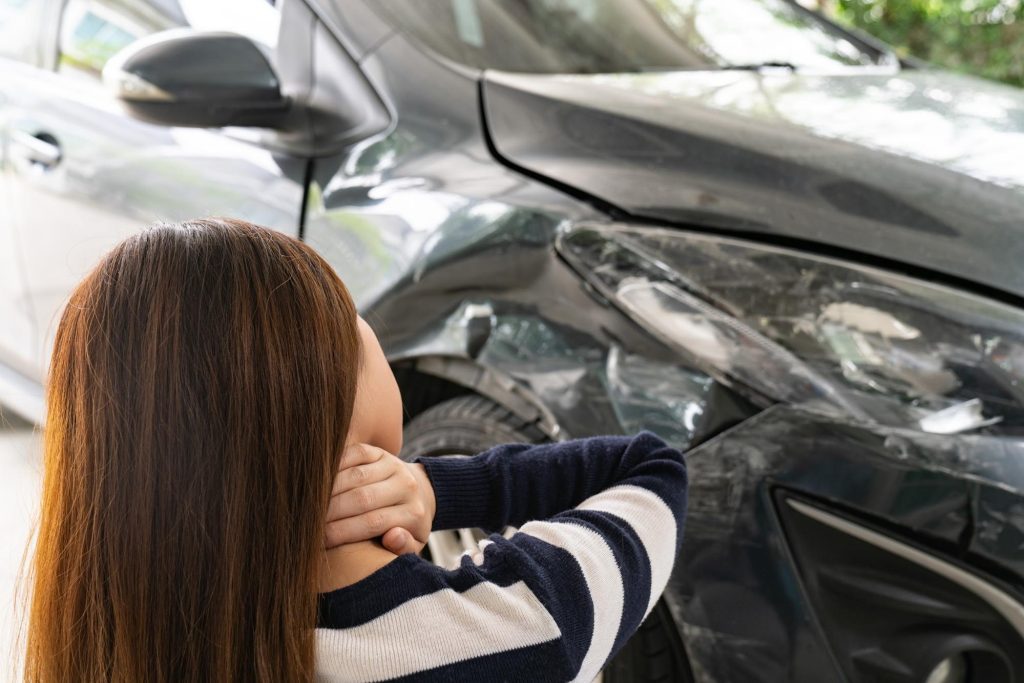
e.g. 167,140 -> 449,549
318,540 -> 399,593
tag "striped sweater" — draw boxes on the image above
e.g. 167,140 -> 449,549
315,431 -> 688,682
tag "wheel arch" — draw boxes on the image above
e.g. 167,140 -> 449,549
390,355 -> 563,441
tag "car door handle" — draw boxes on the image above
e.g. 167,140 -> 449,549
10,130 -> 62,169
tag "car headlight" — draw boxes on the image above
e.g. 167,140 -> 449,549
557,223 -> 1024,435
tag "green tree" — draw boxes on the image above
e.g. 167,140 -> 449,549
817,0 -> 1023,87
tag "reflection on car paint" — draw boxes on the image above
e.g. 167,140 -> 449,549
483,68 -> 1024,296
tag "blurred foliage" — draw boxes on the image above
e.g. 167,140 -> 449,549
813,0 -> 1023,87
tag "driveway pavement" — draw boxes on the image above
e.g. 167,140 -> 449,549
0,409 -> 39,682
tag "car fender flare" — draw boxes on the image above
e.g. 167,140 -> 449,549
401,355 -> 564,441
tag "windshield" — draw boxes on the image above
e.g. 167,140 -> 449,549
373,0 -> 890,74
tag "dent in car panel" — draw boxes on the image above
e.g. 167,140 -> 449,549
676,404 -> 1024,678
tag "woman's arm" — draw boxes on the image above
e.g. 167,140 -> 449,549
318,432 -> 688,682
417,431 -> 683,532
431,432 -> 688,680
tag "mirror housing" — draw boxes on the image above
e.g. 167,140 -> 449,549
104,29 -> 290,129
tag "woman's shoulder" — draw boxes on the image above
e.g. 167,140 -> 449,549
315,546 -> 573,682
318,552 -> 444,627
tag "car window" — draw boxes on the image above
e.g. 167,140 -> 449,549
372,0 -> 887,74
0,0 -> 46,64
58,0 -> 280,82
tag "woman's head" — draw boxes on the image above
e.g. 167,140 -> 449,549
26,218 -> 385,682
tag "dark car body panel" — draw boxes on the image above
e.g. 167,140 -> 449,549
677,405 -> 1024,680
483,70 -> 1024,298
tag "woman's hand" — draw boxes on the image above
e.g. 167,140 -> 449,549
325,443 -> 436,555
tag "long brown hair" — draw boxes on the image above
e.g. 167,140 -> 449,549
25,218 -> 361,682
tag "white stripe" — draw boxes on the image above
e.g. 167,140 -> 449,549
466,538 -> 494,566
519,519 -> 623,683
577,484 -> 678,616
315,580 -> 561,682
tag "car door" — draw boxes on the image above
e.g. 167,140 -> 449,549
1,0 -> 307,388
0,0 -> 56,416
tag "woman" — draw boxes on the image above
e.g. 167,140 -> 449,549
25,218 -> 687,682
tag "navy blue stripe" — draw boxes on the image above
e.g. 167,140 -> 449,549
418,431 -> 686,535
318,553 -> 498,629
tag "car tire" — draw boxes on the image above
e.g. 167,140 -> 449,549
400,395 -> 692,683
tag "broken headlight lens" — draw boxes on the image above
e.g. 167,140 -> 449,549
558,223 -> 1024,435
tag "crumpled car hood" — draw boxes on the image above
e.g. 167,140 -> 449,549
483,69 -> 1024,298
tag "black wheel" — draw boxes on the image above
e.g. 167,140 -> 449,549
400,395 -> 693,683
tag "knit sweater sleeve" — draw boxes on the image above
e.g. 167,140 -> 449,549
416,431 -> 682,532
412,431 -> 688,681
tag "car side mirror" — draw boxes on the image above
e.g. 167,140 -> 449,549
103,29 -> 290,129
